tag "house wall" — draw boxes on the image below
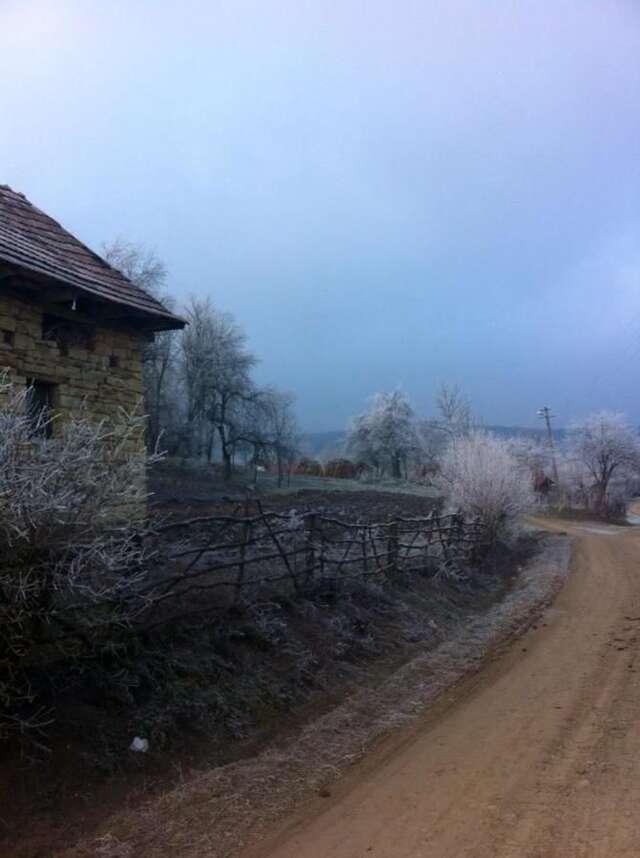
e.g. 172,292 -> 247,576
0,289 -> 147,504
0,290 -> 145,415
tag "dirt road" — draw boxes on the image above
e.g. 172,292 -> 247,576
244,517 -> 640,858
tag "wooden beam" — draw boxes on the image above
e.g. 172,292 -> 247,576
0,264 -> 182,332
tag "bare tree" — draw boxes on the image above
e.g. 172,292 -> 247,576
232,388 -> 301,486
436,383 -> 472,438
418,384 -> 473,477
102,238 -> 178,450
569,411 -> 640,515
180,297 -> 257,478
101,237 -> 168,292
262,388 -> 301,487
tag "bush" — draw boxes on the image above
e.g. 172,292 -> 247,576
323,458 -> 357,479
0,376 -> 157,739
436,431 -> 534,542
294,457 -> 323,476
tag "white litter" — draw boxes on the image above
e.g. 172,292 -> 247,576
130,736 -> 149,753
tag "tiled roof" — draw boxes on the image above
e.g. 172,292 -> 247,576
0,185 -> 184,329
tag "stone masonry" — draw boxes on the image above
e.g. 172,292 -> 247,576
0,290 -> 145,424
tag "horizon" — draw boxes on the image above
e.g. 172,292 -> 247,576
304,422 -> 569,438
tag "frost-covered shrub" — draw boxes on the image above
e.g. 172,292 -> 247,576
436,431 -> 534,542
0,375 -> 158,738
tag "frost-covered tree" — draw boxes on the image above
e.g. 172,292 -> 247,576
418,384 -> 473,477
555,454 -> 591,510
238,388 -> 301,486
261,388 -> 301,487
507,436 -> 554,496
181,297 -> 257,476
436,431 -> 534,541
568,411 -> 640,515
435,383 -> 472,439
102,238 -> 179,450
347,390 -> 419,479
102,237 -> 167,293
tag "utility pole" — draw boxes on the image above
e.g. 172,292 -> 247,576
537,406 -> 559,486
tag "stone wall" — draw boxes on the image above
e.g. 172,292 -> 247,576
0,289 -> 145,421
0,289 -> 148,514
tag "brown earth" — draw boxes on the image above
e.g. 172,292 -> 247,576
42,527 -> 565,858
241,512 -> 640,858
8,509 -> 634,858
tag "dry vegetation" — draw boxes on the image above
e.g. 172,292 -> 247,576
0,443 -> 547,858
51,536 -> 569,858
0,380 -> 570,858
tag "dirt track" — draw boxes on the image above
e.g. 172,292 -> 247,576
244,515 -> 640,858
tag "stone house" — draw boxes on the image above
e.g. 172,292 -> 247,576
0,184 -> 184,442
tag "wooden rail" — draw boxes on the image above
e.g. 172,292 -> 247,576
146,501 -> 490,614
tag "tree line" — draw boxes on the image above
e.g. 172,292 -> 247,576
104,237 -> 640,517
346,385 -> 640,520
103,239 -> 300,484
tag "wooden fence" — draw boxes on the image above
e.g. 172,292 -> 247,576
146,501 -> 490,623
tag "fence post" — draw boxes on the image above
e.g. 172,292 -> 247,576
446,508 -> 461,554
453,508 -> 464,561
256,499 -> 299,595
234,496 -> 251,602
436,512 -> 450,565
423,510 -> 434,575
361,522 -> 369,574
305,513 -> 316,580
387,519 -> 398,576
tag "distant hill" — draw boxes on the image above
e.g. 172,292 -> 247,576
302,430 -> 347,458
302,425 -> 565,458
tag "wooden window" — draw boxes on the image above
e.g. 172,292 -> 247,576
25,380 -> 55,438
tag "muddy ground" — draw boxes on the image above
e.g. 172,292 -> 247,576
147,461 -> 439,522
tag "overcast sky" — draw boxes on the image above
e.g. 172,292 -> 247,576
2,0 -> 639,430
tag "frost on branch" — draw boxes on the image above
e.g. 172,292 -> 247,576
567,411 -> 640,516
347,391 -> 420,479
0,375 -> 158,738
436,431 -> 534,542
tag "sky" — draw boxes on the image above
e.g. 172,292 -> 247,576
1,0 -> 640,431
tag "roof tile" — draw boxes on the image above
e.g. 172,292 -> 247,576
0,185 -> 184,329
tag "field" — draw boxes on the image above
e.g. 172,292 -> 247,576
148,458 -> 439,516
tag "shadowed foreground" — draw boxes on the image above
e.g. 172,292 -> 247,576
243,514 -> 640,858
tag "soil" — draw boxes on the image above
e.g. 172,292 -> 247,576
0,491 -> 545,858
152,487 -> 440,525
34,510 -> 639,857
240,513 -> 640,858
7,532 -> 566,858
147,461 -> 440,523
